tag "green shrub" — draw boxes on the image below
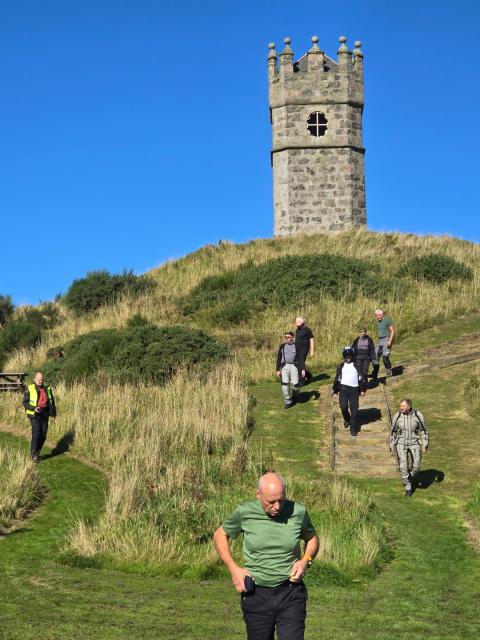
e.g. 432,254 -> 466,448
63,270 -> 153,314
40,322 -> 229,386
397,254 -> 473,283
180,254 -> 396,324
0,306 -> 59,368
41,329 -> 123,385
0,294 -> 14,326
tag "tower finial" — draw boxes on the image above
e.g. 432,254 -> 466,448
268,42 -> 277,60
309,35 -> 322,53
281,37 -> 293,55
353,40 -> 363,57
338,35 -> 348,53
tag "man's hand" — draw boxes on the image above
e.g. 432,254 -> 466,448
276,371 -> 281,379
422,448 -> 427,455
230,566 -> 251,593
289,559 -> 308,582
332,392 -> 337,398
360,391 -> 365,397
390,449 -> 395,456
34,407 -> 41,413
301,370 -> 306,379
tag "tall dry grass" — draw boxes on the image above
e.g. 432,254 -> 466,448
0,363 -> 251,569
0,446 -> 43,533
6,230 -> 479,381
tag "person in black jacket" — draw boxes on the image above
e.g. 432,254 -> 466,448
332,347 -> 366,436
276,332 -> 306,409
351,327 -> 375,378
294,317 -> 314,386
23,371 -> 57,462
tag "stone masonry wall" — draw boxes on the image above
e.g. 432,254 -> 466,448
273,147 -> 366,236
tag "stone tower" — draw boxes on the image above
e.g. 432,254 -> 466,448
268,35 -> 367,236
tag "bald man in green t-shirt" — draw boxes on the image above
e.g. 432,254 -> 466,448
214,473 -> 319,640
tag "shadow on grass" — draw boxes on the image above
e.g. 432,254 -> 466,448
303,372 -> 330,385
44,430 -> 75,459
357,407 -> 382,430
295,390 -> 320,404
414,469 -> 445,491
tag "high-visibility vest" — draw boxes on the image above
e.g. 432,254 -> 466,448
25,383 -> 53,416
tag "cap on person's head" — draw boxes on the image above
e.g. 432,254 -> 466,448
295,316 -> 305,327
285,331 -> 294,338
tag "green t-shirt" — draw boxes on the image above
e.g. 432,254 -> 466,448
376,316 -> 393,339
222,499 -> 316,587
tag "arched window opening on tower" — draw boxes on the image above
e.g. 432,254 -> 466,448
307,112 -> 328,137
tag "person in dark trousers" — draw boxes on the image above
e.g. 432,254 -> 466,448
213,472 -> 319,640
23,371 -> 56,462
372,309 -> 395,378
276,331 -> 305,408
351,326 -> 375,378
294,317 -> 314,386
332,347 -> 366,436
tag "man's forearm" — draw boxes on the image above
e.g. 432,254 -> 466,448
309,338 -> 315,356
303,534 -> 319,560
213,528 -> 239,572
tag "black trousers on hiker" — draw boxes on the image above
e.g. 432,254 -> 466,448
29,413 -> 49,459
356,356 -> 370,379
339,384 -> 360,435
241,580 -> 307,640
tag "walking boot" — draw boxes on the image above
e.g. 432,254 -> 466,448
371,364 -> 380,380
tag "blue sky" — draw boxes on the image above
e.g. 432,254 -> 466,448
2,1 -> 479,305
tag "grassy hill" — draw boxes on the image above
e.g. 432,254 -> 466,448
1,230 -> 480,638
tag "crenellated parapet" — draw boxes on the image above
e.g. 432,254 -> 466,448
268,35 -> 364,111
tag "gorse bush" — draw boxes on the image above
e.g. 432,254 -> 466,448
0,304 -> 59,368
180,254 -> 397,326
40,320 -> 229,386
397,254 -> 473,283
63,270 -> 153,314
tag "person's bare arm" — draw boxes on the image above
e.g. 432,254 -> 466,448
213,526 -> 250,592
289,534 -> 320,582
388,323 -> 395,348
309,337 -> 315,358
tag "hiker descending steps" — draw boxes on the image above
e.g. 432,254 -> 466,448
332,347 -> 366,437
390,398 -> 429,497
276,331 -> 305,409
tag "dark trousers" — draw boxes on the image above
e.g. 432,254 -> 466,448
29,414 -> 49,458
297,348 -> 310,384
241,580 -> 307,640
339,385 -> 360,435
356,357 -> 370,378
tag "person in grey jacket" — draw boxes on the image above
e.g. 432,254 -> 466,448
390,398 -> 429,496
276,332 -> 305,409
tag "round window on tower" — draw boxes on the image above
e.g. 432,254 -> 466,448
307,112 -> 328,137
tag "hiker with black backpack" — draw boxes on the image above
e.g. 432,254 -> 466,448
389,398 -> 429,497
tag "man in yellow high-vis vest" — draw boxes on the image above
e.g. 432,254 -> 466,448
23,371 -> 56,462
